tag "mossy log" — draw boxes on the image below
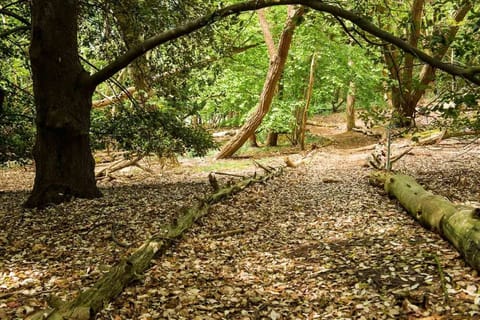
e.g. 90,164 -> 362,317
370,171 -> 480,272
28,166 -> 283,320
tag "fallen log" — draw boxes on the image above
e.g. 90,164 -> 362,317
95,155 -> 143,179
27,165 -> 283,320
370,171 -> 480,272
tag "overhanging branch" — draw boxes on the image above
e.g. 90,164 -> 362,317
85,0 -> 480,88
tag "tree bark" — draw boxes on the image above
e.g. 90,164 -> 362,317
257,8 -> 277,59
25,0 -> 101,208
266,132 -> 279,146
300,52 -> 317,149
346,81 -> 356,131
215,6 -> 304,159
345,58 -> 356,131
370,171 -> 480,272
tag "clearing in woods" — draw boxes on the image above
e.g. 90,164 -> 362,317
1,113 -> 480,319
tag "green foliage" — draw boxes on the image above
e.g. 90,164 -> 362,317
0,2 -> 34,164
198,10 -> 386,136
91,100 -> 217,158
261,100 -> 300,134
0,82 -> 35,164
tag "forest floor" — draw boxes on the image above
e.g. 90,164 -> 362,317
1,113 -> 480,319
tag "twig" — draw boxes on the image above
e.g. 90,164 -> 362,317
433,254 -> 450,304
77,221 -> 110,234
253,160 -> 272,173
111,224 -> 131,248
212,172 -> 246,178
390,146 -> 414,164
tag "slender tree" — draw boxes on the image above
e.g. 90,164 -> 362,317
216,6 -> 304,159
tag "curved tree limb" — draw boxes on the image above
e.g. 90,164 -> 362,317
85,0 -> 480,89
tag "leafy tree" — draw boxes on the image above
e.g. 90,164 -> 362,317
4,0 -> 479,207
374,0 -> 474,125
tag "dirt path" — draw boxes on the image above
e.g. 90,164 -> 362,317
1,128 -> 480,319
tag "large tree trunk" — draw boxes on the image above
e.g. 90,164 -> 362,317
25,0 -> 101,208
370,172 -> 480,272
215,6 -> 304,159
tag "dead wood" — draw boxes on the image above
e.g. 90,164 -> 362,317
92,87 -> 136,109
95,155 -> 143,179
285,147 -> 318,168
415,129 -> 480,146
27,166 -> 284,320
370,171 -> 480,272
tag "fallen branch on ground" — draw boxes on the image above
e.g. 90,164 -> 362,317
352,126 -> 384,138
415,129 -> 480,146
285,146 -> 318,168
367,144 -> 413,169
95,155 -> 144,179
369,171 -> 480,272
27,165 -> 284,320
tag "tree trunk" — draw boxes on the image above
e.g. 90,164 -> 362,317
370,172 -> 480,272
382,1 -> 472,124
249,133 -> 259,147
25,0 -> 101,208
266,132 -> 279,146
110,1 -> 150,98
345,58 -> 356,131
300,52 -> 316,149
215,6 -> 304,159
346,81 -> 356,131
409,2 -> 473,107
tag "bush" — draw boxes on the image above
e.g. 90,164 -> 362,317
91,101 -> 217,158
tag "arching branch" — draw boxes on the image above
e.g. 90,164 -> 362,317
85,0 -> 480,89
0,8 -> 30,26
0,25 -> 29,38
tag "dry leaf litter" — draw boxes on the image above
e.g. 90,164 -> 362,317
0,136 -> 480,319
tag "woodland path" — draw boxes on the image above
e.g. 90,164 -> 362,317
1,123 -> 480,319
